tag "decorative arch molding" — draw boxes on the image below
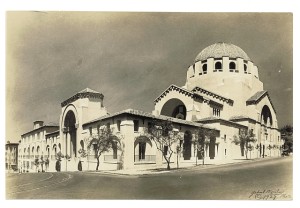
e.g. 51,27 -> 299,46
154,85 -> 194,105
134,135 -> 153,148
61,104 -> 79,130
160,98 -> 188,120
260,105 -> 273,126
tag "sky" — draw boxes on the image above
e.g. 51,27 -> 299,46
6,12 -> 293,143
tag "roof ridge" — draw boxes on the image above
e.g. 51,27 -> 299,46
78,88 -> 101,94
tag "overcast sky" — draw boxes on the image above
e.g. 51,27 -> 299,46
6,12 -> 293,143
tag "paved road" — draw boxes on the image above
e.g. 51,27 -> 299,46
6,156 -> 292,200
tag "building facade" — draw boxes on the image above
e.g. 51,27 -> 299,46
6,142 -> 19,172
18,121 -> 59,172
18,42 -> 283,172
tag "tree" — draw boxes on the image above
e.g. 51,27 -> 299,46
194,128 -> 218,165
87,127 -> 121,171
267,144 -> 273,157
176,144 -> 182,169
44,157 -> 50,172
280,125 -> 293,155
34,158 -> 39,172
40,156 -> 45,172
55,151 -> 64,172
77,148 -> 88,171
247,144 -> 254,159
147,119 -> 182,170
232,129 -> 256,159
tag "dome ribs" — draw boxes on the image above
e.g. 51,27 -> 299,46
195,42 -> 251,62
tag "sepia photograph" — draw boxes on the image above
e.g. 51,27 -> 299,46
5,10 -> 293,202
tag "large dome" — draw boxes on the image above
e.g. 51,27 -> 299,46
195,42 -> 251,62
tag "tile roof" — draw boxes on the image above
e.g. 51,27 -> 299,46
246,90 -> 276,113
45,130 -> 60,137
21,125 -> 59,137
154,84 -> 194,103
229,115 -> 250,120
197,117 -> 248,128
229,115 -> 257,123
246,91 -> 267,103
78,88 -> 101,94
61,88 -> 104,107
83,109 -> 218,131
154,84 -> 232,106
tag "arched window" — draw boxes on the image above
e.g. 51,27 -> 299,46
244,64 -> 247,74
202,64 -> 207,74
215,61 -> 222,70
229,62 -> 236,70
47,146 -> 50,157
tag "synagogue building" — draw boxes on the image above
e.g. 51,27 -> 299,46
18,42 -> 283,172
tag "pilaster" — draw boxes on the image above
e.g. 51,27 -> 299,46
121,120 -> 135,170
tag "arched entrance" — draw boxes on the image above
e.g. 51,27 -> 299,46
261,105 -> 273,126
64,110 -> 77,158
134,136 -> 154,162
161,98 -> 187,120
183,131 -> 192,160
260,105 -> 273,157
209,137 -> 216,159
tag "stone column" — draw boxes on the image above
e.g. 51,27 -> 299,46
121,120 -> 135,170
207,58 -> 214,73
191,142 -> 196,159
222,57 -> 229,72
67,132 -> 71,157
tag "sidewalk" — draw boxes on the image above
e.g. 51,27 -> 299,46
92,156 -> 285,176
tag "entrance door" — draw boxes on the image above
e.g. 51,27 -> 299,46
209,137 -> 216,159
139,142 -> 146,160
183,131 -> 192,160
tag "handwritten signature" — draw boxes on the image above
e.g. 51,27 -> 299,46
249,189 -> 291,200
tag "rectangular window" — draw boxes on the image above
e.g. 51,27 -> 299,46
134,120 -> 139,132
117,120 -> 121,132
113,142 -> 118,159
89,127 -> 92,136
213,108 -> 221,117
163,146 -> 168,156
148,122 -> 153,133
139,142 -> 146,160
97,125 -> 100,135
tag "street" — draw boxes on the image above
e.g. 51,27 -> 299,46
6,156 -> 292,200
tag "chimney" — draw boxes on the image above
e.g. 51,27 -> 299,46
33,121 -> 44,129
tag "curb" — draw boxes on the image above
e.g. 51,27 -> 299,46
79,156 -> 291,176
